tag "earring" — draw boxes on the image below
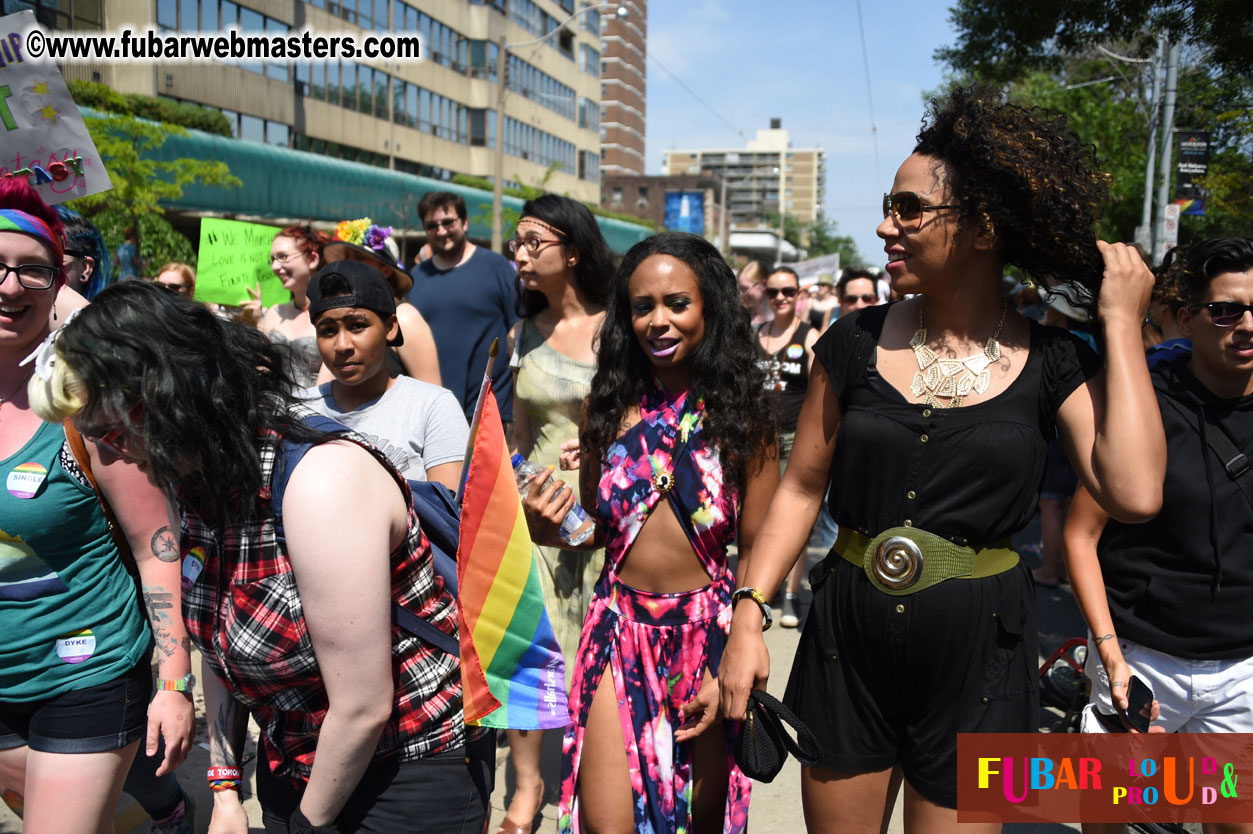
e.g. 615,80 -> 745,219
53,306 -> 57,322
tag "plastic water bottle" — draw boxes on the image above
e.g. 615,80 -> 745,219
511,454 -> 595,546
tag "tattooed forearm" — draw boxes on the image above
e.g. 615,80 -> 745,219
211,699 -> 250,768
142,589 -> 174,629
151,525 -> 180,562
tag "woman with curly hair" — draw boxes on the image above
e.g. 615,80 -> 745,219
523,232 -> 778,833
30,281 -> 492,833
717,86 -> 1166,832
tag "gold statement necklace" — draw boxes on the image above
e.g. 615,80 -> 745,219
909,300 -> 1007,408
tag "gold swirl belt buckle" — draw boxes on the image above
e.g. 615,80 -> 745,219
834,526 -> 1019,596
871,535 -> 924,590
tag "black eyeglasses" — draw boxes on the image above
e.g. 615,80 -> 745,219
424,217 -> 460,232
1191,301 -> 1253,327
0,262 -> 58,290
842,294 -> 878,304
882,192 -> 960,227
764,287 -> 798,299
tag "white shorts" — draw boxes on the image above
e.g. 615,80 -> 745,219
1081,635 -> 1253,734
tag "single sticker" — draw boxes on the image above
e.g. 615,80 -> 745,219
182,547 -> 205,590
786,344 -> 805,360
7,462 -> 48,499
56,628 -> 95,663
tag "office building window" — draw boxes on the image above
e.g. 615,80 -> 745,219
264,15 -> 288,82
578,98 -> 599,132
611,186 -> 622,204
579,2 -> 600,33
266,122 -> 290,146
240,114 -> 265,143
579,150 -> 598,183
579,44 -> 600,77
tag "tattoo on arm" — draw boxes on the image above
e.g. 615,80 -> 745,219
151,526 -> 180,562
211,700 -> 250,768
1094,633 -> 1117,645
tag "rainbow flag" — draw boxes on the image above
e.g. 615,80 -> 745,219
456,380 -> 570,729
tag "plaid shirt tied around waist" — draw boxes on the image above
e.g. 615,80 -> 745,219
181,425 -> 463,781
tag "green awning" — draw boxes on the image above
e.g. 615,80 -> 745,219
84,108 -> 652,254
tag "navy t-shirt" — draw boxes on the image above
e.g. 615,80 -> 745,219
408,247 -> 519,423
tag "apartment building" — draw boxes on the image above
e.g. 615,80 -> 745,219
597,0 -> 644,176
663,119 -> 826,232
42,0 -> 606,203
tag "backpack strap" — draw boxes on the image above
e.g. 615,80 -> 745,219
272,415 -> 459,657
1159,396 -> 1253,514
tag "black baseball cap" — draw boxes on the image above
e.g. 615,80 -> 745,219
307,260 -> 403,345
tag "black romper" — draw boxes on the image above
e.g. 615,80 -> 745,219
784,304 -> 1102,808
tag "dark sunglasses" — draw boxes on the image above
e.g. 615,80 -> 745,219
424,217 -> 460,232
842,294 -> 877,304
883,191 -> 960,225
1191,301 -> 1253,327
765,287 -> 798,299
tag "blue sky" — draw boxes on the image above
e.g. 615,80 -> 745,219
643,0 -> 960,266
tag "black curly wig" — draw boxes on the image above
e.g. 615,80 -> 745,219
53,281 -> 324,522
914,85 -> 1108,315
582,232 -> 777,485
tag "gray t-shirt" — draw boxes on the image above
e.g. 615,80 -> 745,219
299,377 -> 469,482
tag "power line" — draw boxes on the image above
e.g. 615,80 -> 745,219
854,0 -> 881,185
647,52 -> 746,140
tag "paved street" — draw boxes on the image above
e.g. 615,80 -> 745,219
0,540 -> 1087,833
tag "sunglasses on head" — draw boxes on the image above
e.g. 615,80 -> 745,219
842,294 -> 877,304
882,192 -> 960,225
765,287 -> 798,299
1191,301 -> 1253,327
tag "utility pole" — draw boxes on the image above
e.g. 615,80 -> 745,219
490,36 -> 507,253
1153,41 -> 1181,264
1138,36 -> 1165,253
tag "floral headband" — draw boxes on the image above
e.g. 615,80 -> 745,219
334,217 -> 394,254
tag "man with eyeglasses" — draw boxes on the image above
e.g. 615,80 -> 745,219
835,267 -> 881,319
407,191 -> 518,427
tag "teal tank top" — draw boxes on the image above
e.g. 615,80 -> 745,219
0,421 -> 150,702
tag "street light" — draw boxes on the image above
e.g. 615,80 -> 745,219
720,165 -> 779,259
491,4 -> 629,252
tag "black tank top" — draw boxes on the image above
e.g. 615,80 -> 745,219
758,321 -> 811,431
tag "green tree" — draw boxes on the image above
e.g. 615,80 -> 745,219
804,215 -> 865,267
939,0 -> 1252,83
68,112 -> 240,271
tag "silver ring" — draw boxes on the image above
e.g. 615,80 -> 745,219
872,536 -> 923,589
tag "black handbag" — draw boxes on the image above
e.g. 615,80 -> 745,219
733,689 -> 823,782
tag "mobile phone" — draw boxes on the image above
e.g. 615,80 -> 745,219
1124,675 -> 1153,733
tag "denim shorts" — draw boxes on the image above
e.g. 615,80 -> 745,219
0,658 -> 151,753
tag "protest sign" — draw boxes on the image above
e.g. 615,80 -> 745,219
195,218 -> 287,307
0,10 -> 111,204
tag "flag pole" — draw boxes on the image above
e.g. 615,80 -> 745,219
455,337 -> 500,506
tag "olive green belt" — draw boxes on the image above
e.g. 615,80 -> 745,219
833,526 -> 1019,596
